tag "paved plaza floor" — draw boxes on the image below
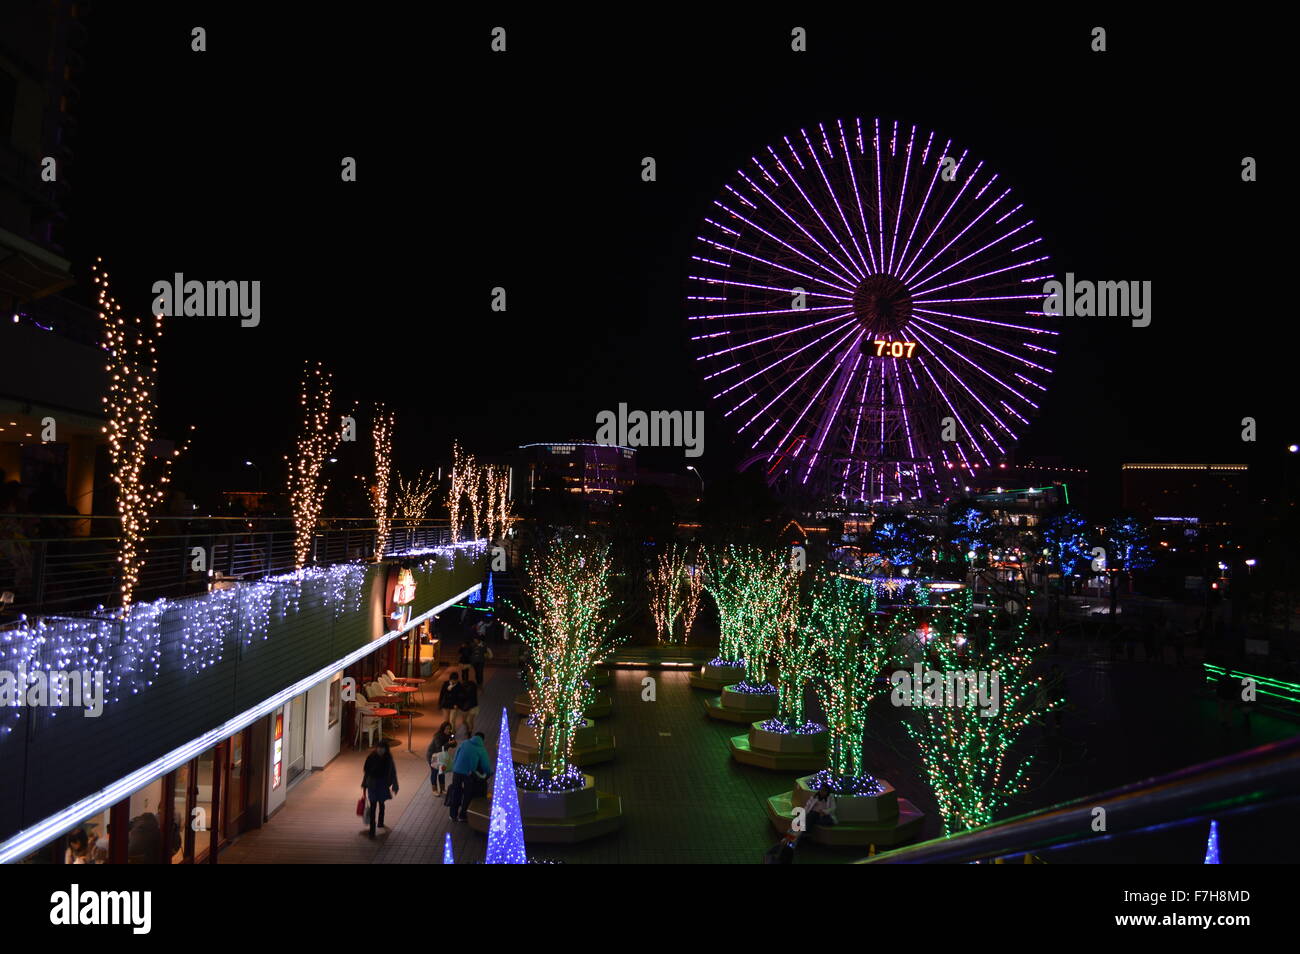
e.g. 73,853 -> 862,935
219,638 -> 1299,864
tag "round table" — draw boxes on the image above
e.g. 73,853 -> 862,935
366,707 -> 397,745
387,684 -> 422,709
385,709 -> 417,753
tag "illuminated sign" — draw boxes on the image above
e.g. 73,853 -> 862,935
272,711 -> 284,790
393,568 -> 417,606
872,339 -> 918,358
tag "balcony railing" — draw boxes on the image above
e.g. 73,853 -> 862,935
861,735 -> 1300,864
0,515 -> 452,618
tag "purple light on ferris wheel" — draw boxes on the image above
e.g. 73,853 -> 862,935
688,117 -> 1055,501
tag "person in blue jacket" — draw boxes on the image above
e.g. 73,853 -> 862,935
447,730 -> 493,822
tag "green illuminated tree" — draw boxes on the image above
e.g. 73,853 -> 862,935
509,538 -> 621,775
807,573 -> 895,779
900,603 -> 1055,834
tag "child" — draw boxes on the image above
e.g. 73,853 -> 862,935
432,741 -> 456,796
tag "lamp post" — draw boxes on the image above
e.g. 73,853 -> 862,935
687,465 -> 704,494
243,460 -> 262,491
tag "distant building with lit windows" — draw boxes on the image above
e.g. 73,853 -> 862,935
1121,463 -> 1248,525
519,441 -> 637,508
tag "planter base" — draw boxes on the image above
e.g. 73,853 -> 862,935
766,774 -> 925,847
729,734 -> 827,771
688,673 -> 733,692
704,696 -> 769,723
765,792 -> 923,847
509,738 -> 616,774
466,792 -> 624,843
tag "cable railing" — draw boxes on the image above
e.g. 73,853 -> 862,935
0,515 -> 452,617
860,735 -> 1300,864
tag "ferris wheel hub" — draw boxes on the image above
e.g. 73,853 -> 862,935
853,273 -> 913,340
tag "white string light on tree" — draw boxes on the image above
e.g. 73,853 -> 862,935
371,406 -> 395,561
287,362 -> 340,569
94,260 -> 190,612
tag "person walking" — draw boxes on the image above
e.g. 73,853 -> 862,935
457,640 -> 473,681
446,730 -> 493,823
361,740 -> 399,838
425,722 -> 455,796
457,678 -> 480,735
439,671 -> 463,725
470,636 -> 492,686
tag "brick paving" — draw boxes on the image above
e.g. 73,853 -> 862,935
220,635 -> 1300,864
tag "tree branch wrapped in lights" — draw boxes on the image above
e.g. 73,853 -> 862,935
510,538 -> 622,781
899,599 -> 1055,834
807,572 -> 896,781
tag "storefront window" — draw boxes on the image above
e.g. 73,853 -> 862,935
171,761 -> 190,863
193,750 -> 215,861
287,692 -> 307,785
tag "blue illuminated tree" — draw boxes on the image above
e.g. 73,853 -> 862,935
442,832 -> 454,864
1103,515 -> 1155,620
947,505 -> 999,565
485,707 -> 527,864
1203,820 -> 1220,864
1040,509 -> 1092,623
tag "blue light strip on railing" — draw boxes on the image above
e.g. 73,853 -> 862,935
0,582 -> 480,864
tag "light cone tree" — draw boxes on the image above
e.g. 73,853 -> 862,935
486,707 -> 527,864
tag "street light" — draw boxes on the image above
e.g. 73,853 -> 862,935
687,465 -> 704,492
243,460 -> 262,491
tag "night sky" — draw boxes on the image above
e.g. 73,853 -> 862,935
60,10 -> 1284,508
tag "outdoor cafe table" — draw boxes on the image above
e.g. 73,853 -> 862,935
367,707 -> 398,744
387,685 -> 420,708
386,708 -> 417,753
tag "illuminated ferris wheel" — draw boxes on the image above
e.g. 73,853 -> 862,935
688,117 -> 1057,504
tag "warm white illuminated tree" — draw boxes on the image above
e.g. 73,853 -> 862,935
370,407 -> 395,561
396,470 -> 438,524
288,362 -> 340,569
94,259 -> 189,610
647,544 -> 688,644
447,441 -> 468,543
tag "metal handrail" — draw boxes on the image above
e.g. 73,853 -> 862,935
0,520 -> 452,617
861,735 -> 1300,863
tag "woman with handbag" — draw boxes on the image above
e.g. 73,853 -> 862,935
361,741 -> 399,838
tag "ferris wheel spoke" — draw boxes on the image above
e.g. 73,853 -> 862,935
909,249 -> 1050,299
713,194 -> 860,292
894,133 -> 945,279
740,164 -> 864,287
701,312 -> 855,361
697,235 -> 855,296
740,324 -> 863,436
844,119 -> 881,273
909,313 -> 1054,375
909,321 -> 1042,411
911,332 -> 1021,445
689,275 -> 853,303
903,203 -> 1031,292
777,355 -> 858,484
712,316 -> 859,399
886,124 -> 919,281
895,158 -> 981,283
800,351 -> 863,484
802,125 -> 873,278
910,306 -> 1059,338
898,178 -> 1008,286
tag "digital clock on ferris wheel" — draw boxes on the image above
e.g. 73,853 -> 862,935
872,339 -> 919,358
